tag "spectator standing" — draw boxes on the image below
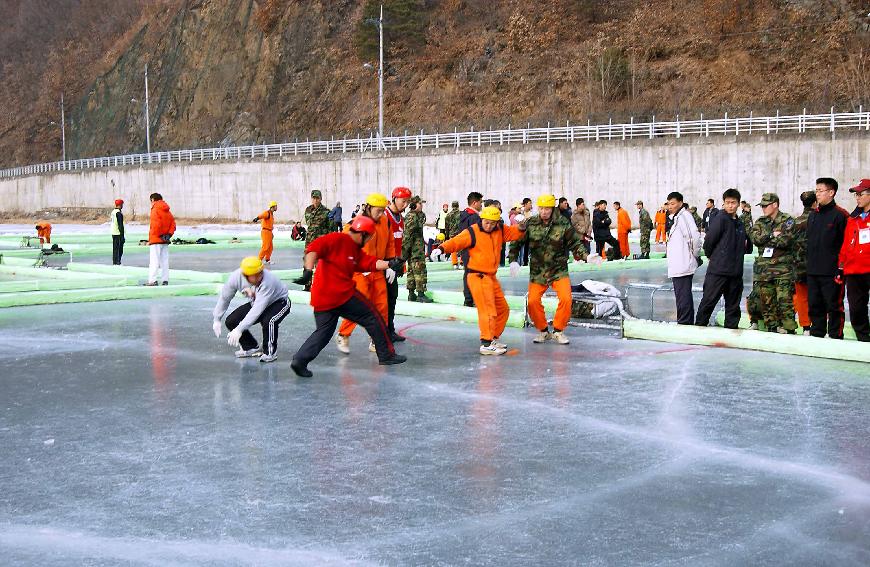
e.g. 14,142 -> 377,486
749,193 -> 798,334
665,192 -> 702,324
839,179 -> 870,342
593,200 -> 622,259
792,191 -> 817,334
806,177 -> 849,339
111,199 -> 125,265
702,198 -> 719,231
571,198 -> 592,254
145,193 -> 175,286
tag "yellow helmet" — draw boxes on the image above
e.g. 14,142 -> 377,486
240,256 -> 264,276
436,233 -> 446,241
365,193 -> 389,208
537,194 -> 556,208
269,200 -> 278,208
480,206 -> 502,222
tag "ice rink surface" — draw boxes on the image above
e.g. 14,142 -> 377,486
2,297 -> 869,566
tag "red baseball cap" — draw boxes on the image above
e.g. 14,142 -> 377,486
849,179 -> 870,193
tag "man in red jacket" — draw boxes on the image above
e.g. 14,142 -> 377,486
290,216 -> 407,377
839,179 -> 870,342
146,193 -> 176,286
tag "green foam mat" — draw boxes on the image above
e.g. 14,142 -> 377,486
623,319 -> 870,363
0,283 -> 219,308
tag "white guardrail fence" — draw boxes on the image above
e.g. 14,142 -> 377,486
2,109 -> 869,179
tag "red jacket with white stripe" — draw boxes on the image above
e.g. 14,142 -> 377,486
839,208 -> 870,275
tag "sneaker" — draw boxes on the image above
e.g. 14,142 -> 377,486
143,281 -> 159,286
408,290 -> 417,301
389,331 -> 406,342
235,347 -> 262,358
479,344 -> 507,356
416,293 -> 434,303
379,354 -> 407,366
368,341 -> 376,353
291,360 -> 313,378
533,331 -> 551,343
335,334 -> 350,354
491,339 -> 507,349
551,331 -> 570,344
802,329 -> 810,336
453,264 -> 460,270
259,353 -> 278,363
749,322 -> 759,331
776,327 -> 788,334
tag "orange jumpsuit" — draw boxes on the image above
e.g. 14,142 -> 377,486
256,209 -> 275,261
338,215 -> 394,337
793,282 -> 810,329
36,222 -> 52,245
441,222 -> 524,342
654,210 -> 667,243
616,208 -> 632,257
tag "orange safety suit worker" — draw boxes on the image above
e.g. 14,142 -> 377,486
255,209 -> 275,261
793,282 -> 810,329
338,214 -> 394,337
616,207 -> 632,257
654,209 -> 667,243
35,221 -> 52,245
440,221 -> 525,342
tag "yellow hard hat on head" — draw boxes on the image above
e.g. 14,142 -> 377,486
365,193 -> 389,208
436,233 -> 445,241
537,194 -> 556,208
269,200 -> 277,208
240,256 -> 264,276
480,206 -> 502,222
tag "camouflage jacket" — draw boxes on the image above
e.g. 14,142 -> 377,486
304,203 -> 331,245
444,209 -> 461,238
740,210 -> 753,231
792,206 -> 813,282
749,211 -> 797,281
638,208 -> 653,231
509,214 -> 587,285
402,210 -> 427,260
691,211 -> 704,230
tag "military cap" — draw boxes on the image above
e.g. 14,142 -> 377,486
451,200 -> 459,207
311,189 -> 322,198
409,195 -> 426,205
756,192 -> 779,206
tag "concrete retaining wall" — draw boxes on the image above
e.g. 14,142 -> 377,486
1,131 -> 867,222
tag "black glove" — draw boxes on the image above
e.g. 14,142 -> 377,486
293,268 -> 313,286
161,234 -> 171,243
392,259 -> 405,277
252,217 -> 260,223
388,257 -> 405,273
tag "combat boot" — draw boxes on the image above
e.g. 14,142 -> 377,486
408,290 -> 417,301
416,293 -> 433,303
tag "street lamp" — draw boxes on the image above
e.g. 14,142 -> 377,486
60,93 -> 66,162
364,4 -> 384,150
131,64 -> 152,155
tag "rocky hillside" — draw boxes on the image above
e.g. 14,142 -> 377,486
1,0 -> 868,168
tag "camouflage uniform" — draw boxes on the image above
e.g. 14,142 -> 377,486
304,192 -> 331,248
637,205 -> 653,258
749,201 -> 798,332
690,207 -> 704,231
402,197 -> 428,295
740,209 -> 753,230
509,213 -> 587,284
792,204 -> 813,284
444,204 -> 461,238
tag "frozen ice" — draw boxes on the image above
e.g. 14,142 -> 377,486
1,297 -> 869,565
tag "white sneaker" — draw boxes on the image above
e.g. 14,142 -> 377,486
335,334 -> 350,354
259,353 -> 278,363
749,322 -> 759,331
491,338 -> 507,349
551,331 -> 570,344
235,347 -> 262,358
533,331 -> 551,343
802,329 -> 810,336
368,341 -> 376,352
479,344 -> 507,356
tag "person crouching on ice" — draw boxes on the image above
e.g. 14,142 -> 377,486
212,257 -> 291,363
509,194 -> 602,345
290,215 -> 407,377
438,205 -> 526,355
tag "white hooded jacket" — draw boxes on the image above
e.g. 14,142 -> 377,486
666,209 -> 702,278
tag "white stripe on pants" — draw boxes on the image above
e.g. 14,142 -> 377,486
148,244 -> 169,283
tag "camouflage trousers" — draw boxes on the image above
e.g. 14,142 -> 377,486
571,299 -> 594,319
746,283 -> 762,323
406,258 -> 427,292
756,277 -> 798,331
640,230 -> 651,257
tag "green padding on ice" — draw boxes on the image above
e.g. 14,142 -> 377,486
425,256 -> 667,283
713,311 -> 858,341
66,262 -> 225,283
0,264 -> 125,282
285,289 -> 526,328
0,253 -> 42,265
623,319 -> 870,363
0,283 -> 218,308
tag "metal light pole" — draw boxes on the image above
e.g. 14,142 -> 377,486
60,93 -> 66,162
144,63 -> 151,154
365,4 -> 385,149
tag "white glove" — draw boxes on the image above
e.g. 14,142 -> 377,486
587,253 -> 603,266
509,261 -> 521,278
385,268 -> 396,284
430,248 -> 442,261
227,328 -> 243,348
212,320 -> 222,338
241,287 -> 256,299
514,214 -> 525,223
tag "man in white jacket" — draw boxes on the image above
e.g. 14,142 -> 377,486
666,192 -> 702,324
212,257 -> 291,362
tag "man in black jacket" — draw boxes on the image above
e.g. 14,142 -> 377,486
806,177 -> 850,338
695,189 -> 749,328
592,200 -> 622,259
702,198 -> 719,232
458,191 -> 483,307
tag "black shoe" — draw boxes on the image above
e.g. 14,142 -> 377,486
416,294 -> 434,303
408,291 -> 417,301
389,331 -> 406,342
162,281 -> 169,286
291,361 -> 313,378
303,284 -> 311,292
379,354 -> 407,366
143,281 -> 158,286
463,300 -> 475,308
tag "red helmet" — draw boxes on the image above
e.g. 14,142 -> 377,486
349,215 -> 376,235
114,199 -> 124,206
391,186 -> 412,200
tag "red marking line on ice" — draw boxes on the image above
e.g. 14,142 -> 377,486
395,319 -> 456,347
